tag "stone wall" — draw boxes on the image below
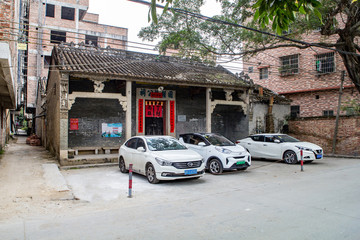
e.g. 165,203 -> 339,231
68,98 -> 126,148
45,69 -> 61,156
289,116 -> 360,156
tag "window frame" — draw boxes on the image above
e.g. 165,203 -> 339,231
85,35 -> 99,46
259,67 -> 269,80
290,105 -> 300,118
44,55 -> 51,68
61,6 -> 75,21
323,110 -> 334,117
279,54 -> 299,76
50,30 -> 66,44
46,4 -> 55,18
315,52 -> 335,74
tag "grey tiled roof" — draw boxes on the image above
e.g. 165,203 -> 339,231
52,43 -> 251,89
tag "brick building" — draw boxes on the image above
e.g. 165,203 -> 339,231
26,0 -> 128,136
244,31 -> 360,155
244,31 -> 359,118
0,0 -> 18,150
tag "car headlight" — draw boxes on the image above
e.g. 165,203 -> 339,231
215,147 -> 232,154
295,146 -> 313,151
155,157 -> 173,166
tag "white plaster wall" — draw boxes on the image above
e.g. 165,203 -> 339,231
272,104 -> 291,133
249,103 -> 267,134
249,103 -> 290,134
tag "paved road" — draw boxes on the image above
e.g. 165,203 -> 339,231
1,137 -> 360,240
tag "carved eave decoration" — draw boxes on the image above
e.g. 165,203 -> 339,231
68,79 -> 127,111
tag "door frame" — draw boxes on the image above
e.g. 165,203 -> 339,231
136,88 -> 176,136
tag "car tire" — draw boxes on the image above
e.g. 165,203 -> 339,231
119,157 -> 128,173
208,158 -> 223,174
283,150 -> 298,164
146,163 -> 159,184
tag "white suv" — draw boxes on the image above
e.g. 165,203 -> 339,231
179,133 -> 251,174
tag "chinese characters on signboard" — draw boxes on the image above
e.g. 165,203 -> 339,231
145,101 -> 163,118
170,101 -> 175,133
139,88 -> 175,99
70,118 -> 79,130
101,123 -> 122,137
138,99 -> 144,133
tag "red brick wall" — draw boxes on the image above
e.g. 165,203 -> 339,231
0,0 -> 13,40
288,88 -> 360,117
289,116 -> 360,156
244,31 -> 359,118
244,32 -> 354,93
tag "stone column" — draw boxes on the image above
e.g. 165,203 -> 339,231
206,87 -> 211,133
126,80 -> 132,140
59,74 -> 69,162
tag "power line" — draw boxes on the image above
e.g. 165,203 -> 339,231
129,0 -> 360,58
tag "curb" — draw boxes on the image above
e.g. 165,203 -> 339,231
60,162 -> 118,170
324,154 -> 360,159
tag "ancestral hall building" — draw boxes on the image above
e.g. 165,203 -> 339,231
45,43 -> 259,164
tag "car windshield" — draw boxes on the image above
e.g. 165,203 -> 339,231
203,134 -> 235,146
146,137 -> 187,151
275,135 -> 300,142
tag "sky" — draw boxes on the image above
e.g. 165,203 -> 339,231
88,0 -> 221,50
87,0 -> 241,72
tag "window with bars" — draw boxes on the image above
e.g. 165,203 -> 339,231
315,52 -> 335,74
259,67 -> 268,79
279,54 -> 299,76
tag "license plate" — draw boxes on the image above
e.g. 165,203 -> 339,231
185,169 -> 197,175
316,154 -> 322,159
236,161 -> 246,165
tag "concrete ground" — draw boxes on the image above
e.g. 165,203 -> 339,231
0,136 -> 360,240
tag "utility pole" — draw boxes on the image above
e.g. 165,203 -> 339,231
332,71 -> 345,154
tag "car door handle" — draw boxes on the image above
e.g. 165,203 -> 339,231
247,143 -> 251,145
263,144 -> 267,146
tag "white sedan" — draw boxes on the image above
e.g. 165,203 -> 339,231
179,133 -> 251,174
236,134 -> 323,164
119,136 -> 205,183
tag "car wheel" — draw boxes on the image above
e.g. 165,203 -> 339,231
119,157 -> 128,173
283,150 -> 298,164
146,163 -> 159,184
208,159 -> 223,174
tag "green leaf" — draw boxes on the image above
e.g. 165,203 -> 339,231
151,0 -> 158,24
299,6 -> 306,14
313,8 -> 322,23
254,9 -> 260,21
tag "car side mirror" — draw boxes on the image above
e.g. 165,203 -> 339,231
198,142 -> 206,146
274,139 -> 281,143
137,147 -> 145,152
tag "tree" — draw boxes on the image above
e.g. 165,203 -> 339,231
140,0 -> 360,92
